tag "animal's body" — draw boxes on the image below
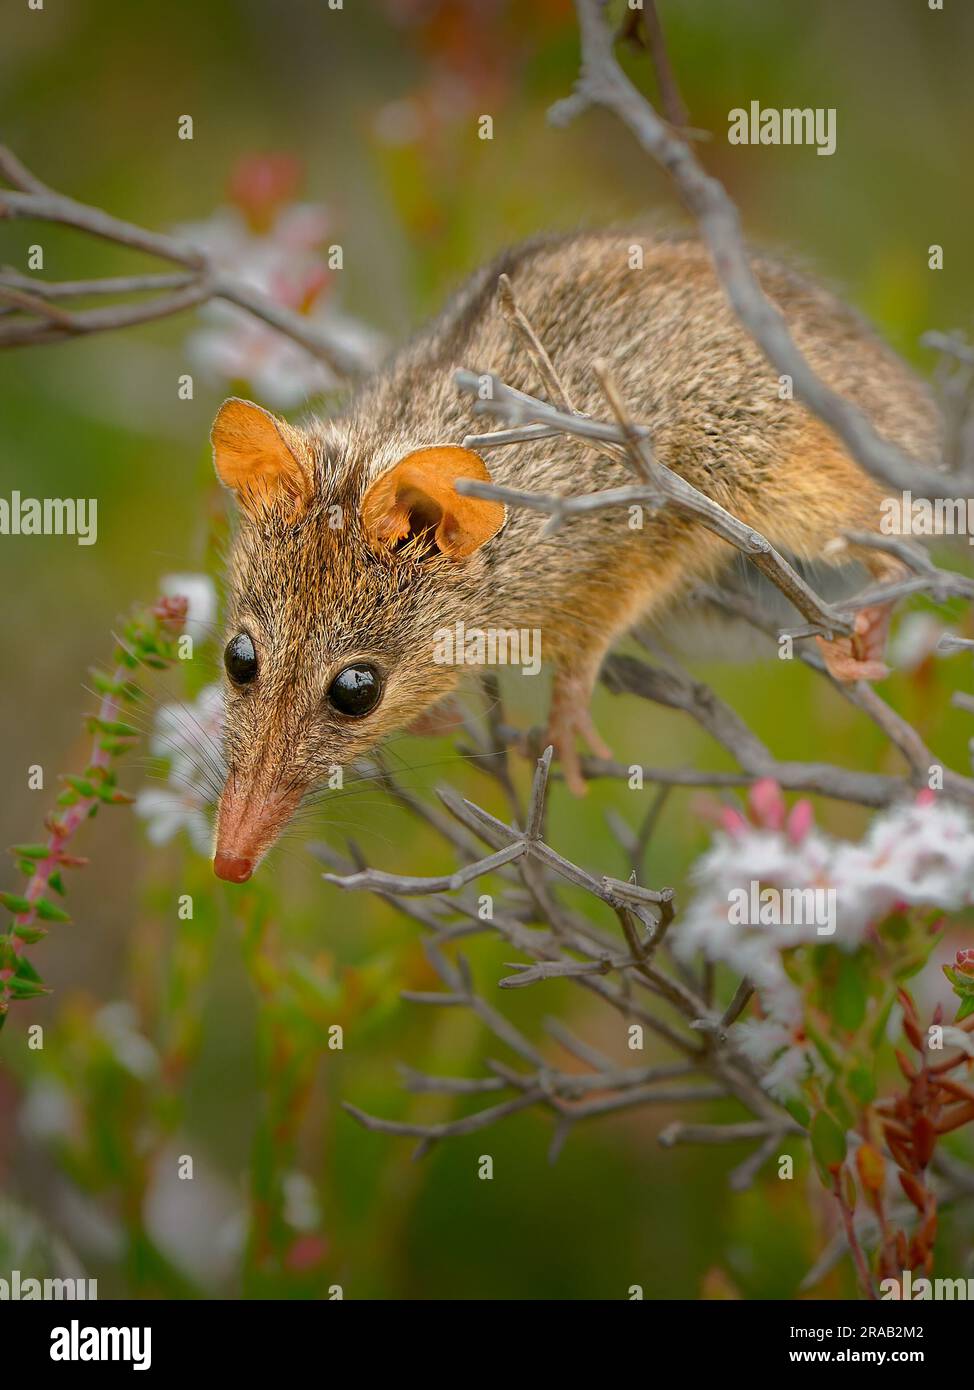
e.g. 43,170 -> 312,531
210,231 -> 942,880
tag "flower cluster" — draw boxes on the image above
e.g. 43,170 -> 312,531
675,782 -> 974,1101
679,782 -> 974,1025
177,155 -> 382,407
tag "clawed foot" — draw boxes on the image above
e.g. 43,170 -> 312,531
544,675 -> 612,796
816,604 -> 892,683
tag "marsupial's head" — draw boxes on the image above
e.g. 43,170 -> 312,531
209,398 -> 505,882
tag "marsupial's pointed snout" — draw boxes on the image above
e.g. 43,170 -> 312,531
213,776 -> 303,882
213,852 -> 254,883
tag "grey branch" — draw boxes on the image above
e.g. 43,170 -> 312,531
454,369 -> 855,639
0,146 -> 378,375
334,728 -> 793,1160
550,0 -> 971,501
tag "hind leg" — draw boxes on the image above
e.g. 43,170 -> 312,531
541,547 -> 698,795
545,650 -> 614,796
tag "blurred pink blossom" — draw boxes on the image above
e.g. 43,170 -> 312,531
678,792 -> 974,1033
175,157 -> 382,408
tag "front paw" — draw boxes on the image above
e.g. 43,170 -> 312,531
544,692 -> 612,797
816,604 -> 892,683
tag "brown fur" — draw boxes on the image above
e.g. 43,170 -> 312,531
215,230 -> 942,869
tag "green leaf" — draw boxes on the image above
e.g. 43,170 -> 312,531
849,1064 -> 877,1105
804,1018 -> 841,1073
8,975 -> 50,1000
834,955 -> 867,1032
100,719 -> 139,738
99,737 -> 134,755
0,891 -> 32,914
62,774 -> 96,797
34,898 -> 71,923
957,995 -> 974,1022
8,844 -> 50,860
13,923 -> 47,944
89,668 -> 123,695
784,1097 -> 810,1129
47,871 -> 65,896
893,954 -> 928,982
883,913 -> 910,942
14,955 -> 42,982
810,1110 -> 847,1177
825,1079 -> 855,1132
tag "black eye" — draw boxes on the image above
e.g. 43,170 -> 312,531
327,663 -> 383,717
225,633 -> 258,686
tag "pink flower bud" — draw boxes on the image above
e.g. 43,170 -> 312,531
719,806 -> 749,838
228,153 -> 303,233
786,799 -> 814,844
955,948 -> 974,978
748,777 -> 785,830
153,595 -> 189,633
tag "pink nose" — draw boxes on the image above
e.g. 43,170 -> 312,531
213,853 -> 253,883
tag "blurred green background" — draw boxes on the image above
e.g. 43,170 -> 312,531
1,0 -> 973,1299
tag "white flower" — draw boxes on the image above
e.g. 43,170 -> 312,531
94,1002 -> 160,1082
186,305 -> 358,410
150,683 -> 224,793
889,612 -> 948,671
282,1171 -> 321,1232
175,204 -> 382,408
734,1019 -> 822,1101
939,1025 -> 974,1059
676,797 -> 974,1028
135,683 -> 224,857
160,573 -> 218,643
134,787 -> 212,856
19,1080 -> 74,1142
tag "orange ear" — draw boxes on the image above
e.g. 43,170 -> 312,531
211,398 -> 313,515
361,446 -> 505,560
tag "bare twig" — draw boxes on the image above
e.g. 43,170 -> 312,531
496,273 -> 574,413
549,0 -> 968,501
454,369 -> 855,638
0,145 -> 378,374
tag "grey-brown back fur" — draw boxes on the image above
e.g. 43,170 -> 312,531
222,231 -> 941,808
